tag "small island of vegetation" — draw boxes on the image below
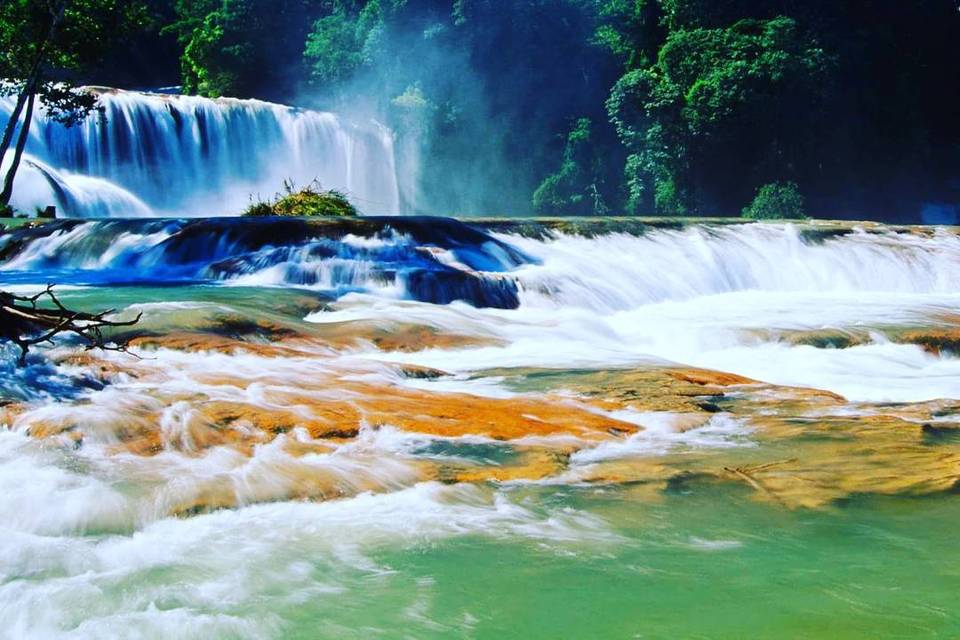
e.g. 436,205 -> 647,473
243,180 -> 358,218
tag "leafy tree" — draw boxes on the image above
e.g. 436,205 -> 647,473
165,0 -> 320,99
533,118 -> 612,216
0,0 -> 148,215
304,0 -> 385,90
592,0 -> 663,70
742,181 -> 805,220
607,13 -> 827,215
603,0 -> 960,220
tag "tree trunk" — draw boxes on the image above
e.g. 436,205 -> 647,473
0,89 -> 36,208
0,1 -> 65,213
0,89 -> 30,170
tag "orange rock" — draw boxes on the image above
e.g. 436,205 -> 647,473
668,368 -> 758,387
0,402 -> 24,427
310,320 -> 500,352
267,382 -> 640,441
128,332 -> 317,357
19,328 -> 960,515
893,327 -> 960,356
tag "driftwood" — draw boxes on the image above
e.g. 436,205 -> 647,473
0,285 -> 141,365
723,459 -> 798,507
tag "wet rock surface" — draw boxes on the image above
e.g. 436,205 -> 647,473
4,320 -> 957,517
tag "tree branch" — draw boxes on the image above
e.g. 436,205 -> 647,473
0,285 -> 142,366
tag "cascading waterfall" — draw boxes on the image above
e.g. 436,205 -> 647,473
501,224 -> 960,311
3,220 -> 959,307
0,88 -> 404,218
2,219 -> 960,401
0,217 -> 528,308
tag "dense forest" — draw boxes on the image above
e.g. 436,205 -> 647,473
10,0 -> 960,220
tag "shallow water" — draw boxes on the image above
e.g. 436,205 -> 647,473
1,220 -> 959,638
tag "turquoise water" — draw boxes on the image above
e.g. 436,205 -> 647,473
368,489 -> 960,640
5,475 -> 956,638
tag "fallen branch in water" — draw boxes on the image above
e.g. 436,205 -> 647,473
723,459 -> 797,507
0,285 -> 141,366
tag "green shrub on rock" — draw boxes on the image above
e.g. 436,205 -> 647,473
742,182 -> 807,220
243,180 -> 358,217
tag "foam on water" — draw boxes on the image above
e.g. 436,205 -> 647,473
569,413 -> 754,465
0,219 -> 526,307
304,225 -> 960,403
13,157 -> 153,218
503,224 -> 960,310
1,352 -> 622,637
0,343 -> 104,402
5,220 -> 956,401
0,453 -> 614,638
2,220 -> 959,636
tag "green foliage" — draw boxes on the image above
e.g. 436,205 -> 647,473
593,0 -> 662,69
389,83 -> 433,141
620,153 -> 646,215
6,0 -> 960,219
165,0 -> 317,99
657,0 -> 762,31
533,118 -> 611,216
300,0 -> 622,214
304,1 -> 385,89
741,181 -> 806,220
0,0 -> 148,71
661,18 -> 826,132
606,8 -> 827,215
243,180 -> 358,217
390,83 -> 429,111
0,0 -> 148,207
0,0 -> 148,122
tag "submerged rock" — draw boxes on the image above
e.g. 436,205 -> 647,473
892,326 -> 960,356
403,269 -> 519,309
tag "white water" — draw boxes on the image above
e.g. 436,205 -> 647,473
4,221 -> 958,402
2,221 -> 960,636
308,224 -> 960,403
1,88 -> 404,217
506,224 -> 960,310
0,417 -> 616,638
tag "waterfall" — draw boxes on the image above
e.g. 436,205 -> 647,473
2,218 -> 960,401
0,217 -> 528,308
501,223 -> 960,312
0,88 -> 403,218
3,219 -> 959,311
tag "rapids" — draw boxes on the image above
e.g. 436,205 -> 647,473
1,218 -> 960,638
1,89 -> 404,217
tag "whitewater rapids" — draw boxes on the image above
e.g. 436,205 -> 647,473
3,219 -> 959,402
351,222 -> 960,402
1,218 -> 959,638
